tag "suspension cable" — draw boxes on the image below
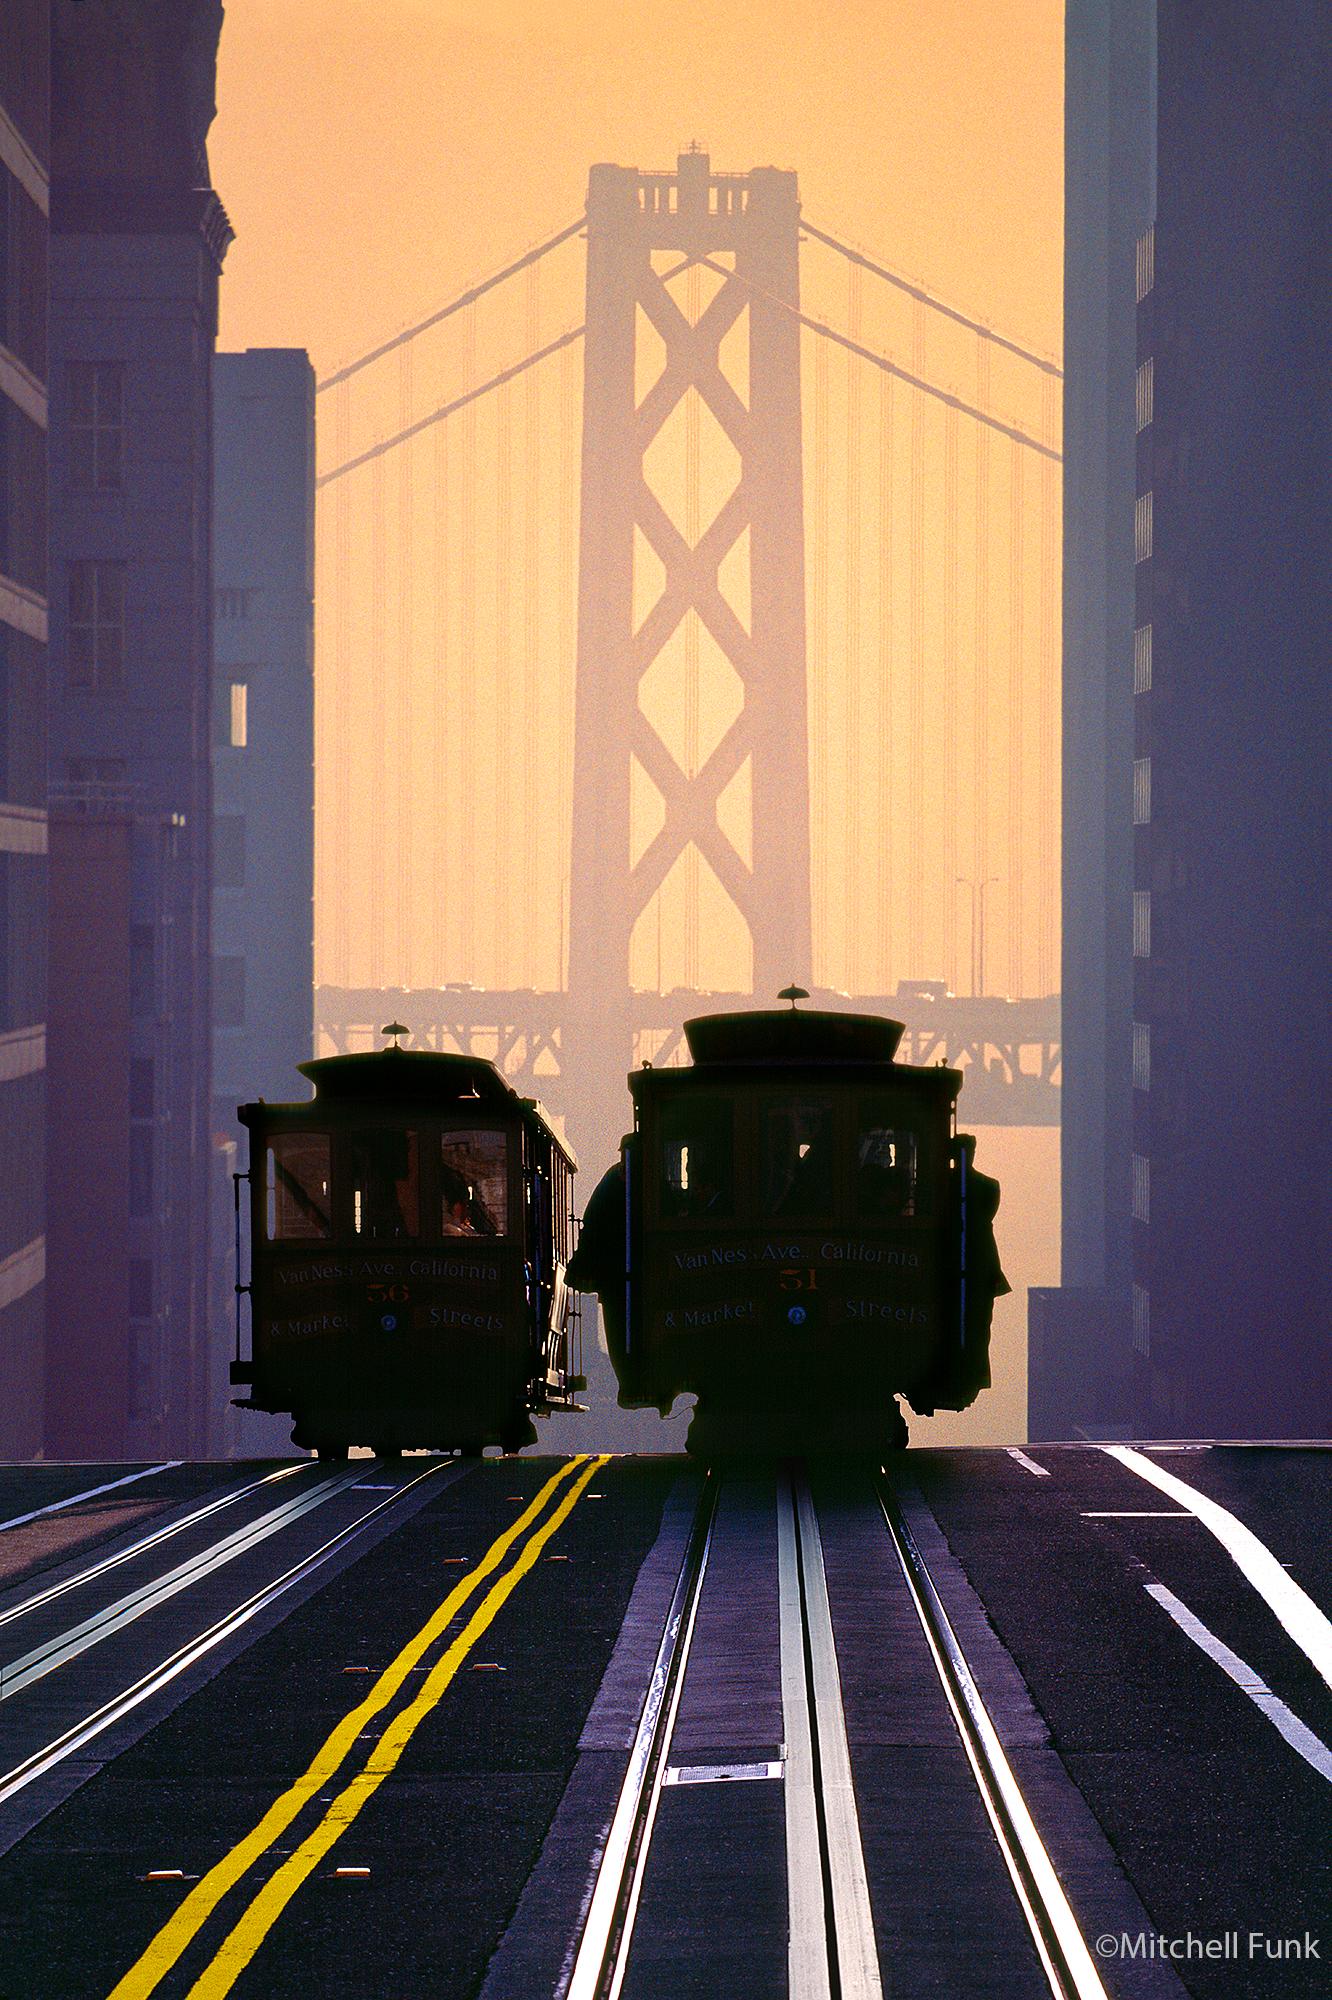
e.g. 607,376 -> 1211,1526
315,217 -> 586,392
801,220 -> 1062,378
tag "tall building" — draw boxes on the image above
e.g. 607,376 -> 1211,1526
1129,1 -> 1329,1436
212,348 -> 316,1453
1028,3 -> 1154,1441
0,10 -> 50,1458
44,0 -> 230,1458
1034,0 -> 1330,1440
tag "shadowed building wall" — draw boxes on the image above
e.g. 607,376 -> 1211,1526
1130,0 -> 1330,1436
212,347 -> 316,1455
45,0 -> 229,1458
1036,0 -> 1330,1441
0,7 -> 49,1458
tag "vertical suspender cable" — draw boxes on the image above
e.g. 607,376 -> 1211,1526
432,419 -> 449,985
397,343 -> 413,982
558,336 -> 577,997
877,372 -> 894,990
973,336 -> 991,989
943,406 -> 959,994
370,453 -> 388,986
1038,371 -> 1059,995
684,266 -> 702,994
1008,435 -> 1026,999
333,380 -> 353,988
495,377 -> 514,992
524,262 -> 542,992
460,302 -> 478,983
844,264 -> 863,995
907,301 -> 927,978
811,330 -> 830,982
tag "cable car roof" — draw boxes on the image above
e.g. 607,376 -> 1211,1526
296,1047 -> 520,1107
683,1008 -> 906,1065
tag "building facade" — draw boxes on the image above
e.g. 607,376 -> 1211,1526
1029,0 -> 1154,1441
0,10 -> 50,1458
1035,0 -> 1330,1440
213,348 -> 316,1453
45,0 -> 230,1458
1129,0 -> 1330,1436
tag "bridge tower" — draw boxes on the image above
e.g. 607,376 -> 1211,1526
567,151 -> 812,1151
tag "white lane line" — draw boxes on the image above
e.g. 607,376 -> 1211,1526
0,1464 -> 181,1534
1105,1445 -> 1332,1696
777,1478 -> 832,2000
1007,1449 -> 1050,1479
1145,1582 -> 1332,1784
793,1477 -> 884,2000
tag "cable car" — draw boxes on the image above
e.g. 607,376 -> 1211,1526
567,995 -> 1007,1454
232,1032 -> 580,1458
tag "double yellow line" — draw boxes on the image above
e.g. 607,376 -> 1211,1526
110,1453 -> 609,2000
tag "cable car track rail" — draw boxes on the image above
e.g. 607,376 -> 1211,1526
0,1458 -> 466,1813
0,1462 -> 310,1638
876,1474 -> 1112,2000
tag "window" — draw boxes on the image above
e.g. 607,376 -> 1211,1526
1132,1282 -> 1151,1355
68,560 -> 126,690
1134,492 -> 1153,564
1132,1153 -> 1151,1224
68,361 -> 125,490
440,1130 -> 508,1236
1135,226 -> 1155,303
214,955 -> 245,1027
214,814 -> 246,889
349,1128 -> 420,1241
129,1125 -> 153,1216
266,1132 -> 332,1241
129,1057 -> 154,1119
1133,624 -> 1152,694
856,1107 -> 920,1218
762,1099 -> 834,1221
1133,757 -> 1152,825
1134,358 -> 1154,433
659,1098 -> 734,1221
1132,1021 -> 1151,1092
1133,890 -> 1151,958
216,587 -> 257,620
228,682 -> 248,748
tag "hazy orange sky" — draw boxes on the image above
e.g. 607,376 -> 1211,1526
212,0 -> 1063,376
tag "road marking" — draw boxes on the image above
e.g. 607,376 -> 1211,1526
1105,1445 -> 1332,1695
1081,1510 -> 1193,1518
0,1464 -> 181,1534
184,1456 -> 609,2000
663,1760 -> 784,1786
779,1472 -> 884,2000
1145,1582 -> 1332,1784
107,1455 -> 599,2000
1006,1449 -> 1050,1479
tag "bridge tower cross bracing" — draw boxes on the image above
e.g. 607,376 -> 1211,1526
567,152 -> 812,1148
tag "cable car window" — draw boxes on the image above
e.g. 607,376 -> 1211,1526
659,1099 -> 733,1220
440,1130 -> 507,1236
349,1128 -> 420,1241
266,1133 -> 332,1241
856,1115 -> 920,1219
763,1100 -> 835,1219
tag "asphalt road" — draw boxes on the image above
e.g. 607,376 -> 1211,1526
0,1444 -> 1326,1999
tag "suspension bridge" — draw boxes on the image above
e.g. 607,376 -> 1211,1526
311,151 -> 1062,1150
